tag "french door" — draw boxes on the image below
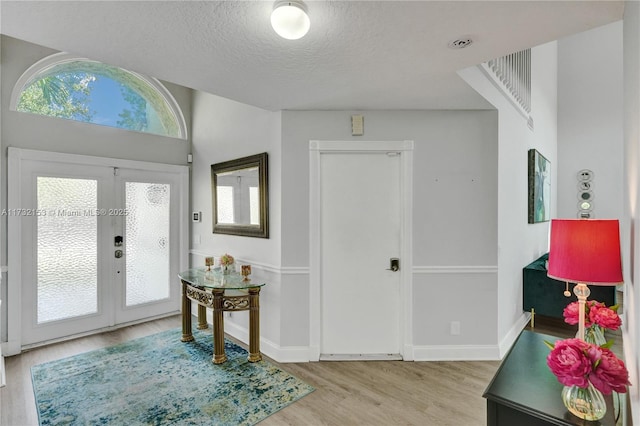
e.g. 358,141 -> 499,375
8,149 -> 188,348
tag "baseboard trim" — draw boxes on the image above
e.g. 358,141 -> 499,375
412,313 -> 530,361
319,353 -> 403,361
413,344 -> 500,361
223,320 -> 310,363
499,312 -> 530,358
223,315 -> 529,363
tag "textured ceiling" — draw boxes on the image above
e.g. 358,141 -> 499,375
0,1 -> 624,111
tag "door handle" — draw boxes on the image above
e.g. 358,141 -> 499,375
115,249 -> 124,258
387,258 -> 399,272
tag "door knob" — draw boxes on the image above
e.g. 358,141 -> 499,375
387,258 -> 399,272
115,249 -> 124,258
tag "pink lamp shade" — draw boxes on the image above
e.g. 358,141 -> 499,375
547,219 -> 623,285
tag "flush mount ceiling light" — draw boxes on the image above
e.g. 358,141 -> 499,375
271,1 -> 310,40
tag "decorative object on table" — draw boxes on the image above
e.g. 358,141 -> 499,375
547,219 -> 623,342
563,300 -> 621,346
220,253 -> 235,275
545,338 -> 630,421
241,264 -> 252,281
546,219 -> 627,420
31,327 -> 314,425
204,256 -> 215,280
527,149 -> 551,224
205,256 -> 214,271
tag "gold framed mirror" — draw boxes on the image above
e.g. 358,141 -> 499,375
211,153 -> 269,238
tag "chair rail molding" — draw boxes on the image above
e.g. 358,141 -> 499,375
188,250 -> 309,275
413,265 -> 498,274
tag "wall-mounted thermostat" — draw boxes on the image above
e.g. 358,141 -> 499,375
192,211 -> 202,222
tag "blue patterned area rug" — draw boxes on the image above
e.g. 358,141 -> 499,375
31,327 -> 314,425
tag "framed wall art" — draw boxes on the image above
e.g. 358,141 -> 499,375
528,149 -> 550,224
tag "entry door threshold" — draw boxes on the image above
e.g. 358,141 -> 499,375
320,353 -> 403,361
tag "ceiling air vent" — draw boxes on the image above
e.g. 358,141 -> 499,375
448,38 -> 473,49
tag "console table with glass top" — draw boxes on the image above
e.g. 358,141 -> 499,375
178,268 -> 265,364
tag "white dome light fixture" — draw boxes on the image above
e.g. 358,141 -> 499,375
271,1 -> 310,40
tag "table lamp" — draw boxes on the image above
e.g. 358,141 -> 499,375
547,219 -> 623,341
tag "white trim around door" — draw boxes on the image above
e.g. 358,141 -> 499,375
308,140 -> 414,361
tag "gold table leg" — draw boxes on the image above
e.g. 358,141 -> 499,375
531,308 -> 535,328
180,280 -> 194,342
212,288 -> 227,364
197,305 -> 208,329
247,287 -> 262,362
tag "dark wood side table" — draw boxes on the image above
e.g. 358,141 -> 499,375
484,330 -> 617,426
178,268 -> 265,364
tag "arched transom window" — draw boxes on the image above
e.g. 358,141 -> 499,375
11,53 -> 187,139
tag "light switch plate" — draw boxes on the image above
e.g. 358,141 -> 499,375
192,211 -> 201,222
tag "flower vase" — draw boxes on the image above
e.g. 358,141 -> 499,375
561,383 -> 606,421
222,264 -> 234,275
580,325 -> 607,346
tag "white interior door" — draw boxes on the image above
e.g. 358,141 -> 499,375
320,151 -> 402,358
10,150 -> 186,347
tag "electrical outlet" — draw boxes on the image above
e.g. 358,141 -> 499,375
450,321 -> 461,335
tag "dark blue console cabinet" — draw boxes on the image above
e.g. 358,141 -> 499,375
522,253 -> 617,319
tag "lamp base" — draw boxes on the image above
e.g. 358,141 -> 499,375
574,282 -> 591,341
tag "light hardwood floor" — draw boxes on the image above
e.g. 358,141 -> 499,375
6,315 -> 624,426
1,315 -> 502,426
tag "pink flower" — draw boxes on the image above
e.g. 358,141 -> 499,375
563,300 -> 620,329
563,302 -> 593,328
563,302 -> 580,325
589,304 -> 622,331
546,338 -> 592,388
546,338 -> 631,395
589,347 -> 631,395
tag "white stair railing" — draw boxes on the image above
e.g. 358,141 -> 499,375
480,49 -> 533,129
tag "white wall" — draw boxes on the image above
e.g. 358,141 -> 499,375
558,22 -> 623,221
622,1 -> 640,423
190,90 -> 281,267
459,41 -> 559,352
189,90 -> 284,349
0,35 -> 193,343
280,110 -> 500,354
190,106 -> 501,357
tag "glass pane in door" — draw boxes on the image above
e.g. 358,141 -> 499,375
125,182 -> 170,306
37,177 -> 98,323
